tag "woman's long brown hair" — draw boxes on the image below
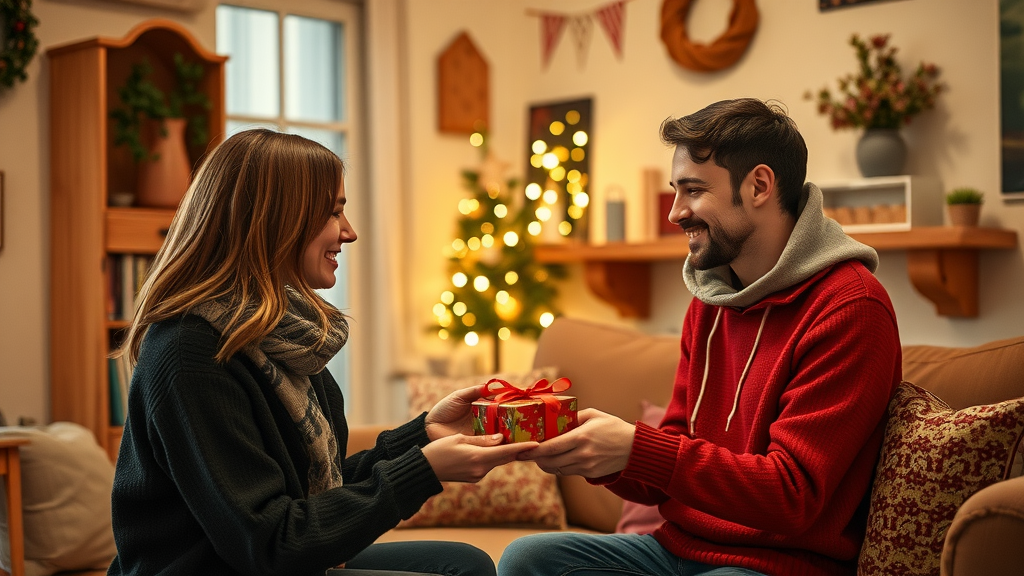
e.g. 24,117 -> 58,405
118,129 -> 347,363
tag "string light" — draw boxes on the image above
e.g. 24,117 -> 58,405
465,332 -> 479,346
572,131 -> 588,146
532,140 -> 547,154
539,312 -> 555,327
470,132 -> 484,147
525,183 -> 542,200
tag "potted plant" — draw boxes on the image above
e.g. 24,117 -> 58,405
945,187 -> 984,227
806,34 -> 944,178
110,53 -> 211,208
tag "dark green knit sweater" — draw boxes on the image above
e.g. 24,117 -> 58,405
108,315 -> 442,576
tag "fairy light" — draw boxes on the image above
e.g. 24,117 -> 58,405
503,231 -> 519,246
525,183 -> 542,200
572,131 -> 588,147
543,189 -> 559,204
473,275 -> 490,291
452,272 -> 467,287
505,271 -> 519,285
527,221 -> 542,235
494,204 -> 508,218
469,132 -> 484,147
441,291 -> 454,304
532,140 -> 547,154
465,332 -> 479,346
539,312 -> 555,327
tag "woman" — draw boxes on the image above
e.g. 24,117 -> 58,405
109,129 -> 534,576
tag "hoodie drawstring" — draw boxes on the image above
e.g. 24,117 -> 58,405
689,305 -> 772,436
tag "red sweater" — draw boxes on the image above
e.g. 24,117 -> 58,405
602,260 -> 901,576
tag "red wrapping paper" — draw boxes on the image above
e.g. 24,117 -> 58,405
471,377 -> 578,443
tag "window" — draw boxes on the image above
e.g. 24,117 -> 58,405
217,4 -> 358,401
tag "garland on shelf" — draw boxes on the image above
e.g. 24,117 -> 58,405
0,0 -> 40,91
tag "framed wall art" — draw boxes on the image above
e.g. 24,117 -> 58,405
1001,0 -> 1024,198
525,97 -> 592,242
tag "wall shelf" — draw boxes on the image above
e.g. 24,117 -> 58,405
534,227 -> 1019,319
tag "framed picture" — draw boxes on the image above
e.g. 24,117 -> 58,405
1001,0 -> 1024,198
818,0 -> 898,10
525,98 -> 592,241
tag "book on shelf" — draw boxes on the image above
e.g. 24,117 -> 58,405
107,254 -> 155,321
108,357 -> 125,426
108,353 -> 135,426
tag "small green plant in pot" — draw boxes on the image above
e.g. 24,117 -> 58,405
945,187 -> 984,227
110,53 -> 211,208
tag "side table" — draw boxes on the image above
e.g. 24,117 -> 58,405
0,438 -> 28,576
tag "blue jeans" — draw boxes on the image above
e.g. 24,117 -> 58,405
498,533 -> 767,576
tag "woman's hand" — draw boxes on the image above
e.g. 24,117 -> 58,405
421,434 -> 539,483
424,385 -> 484,441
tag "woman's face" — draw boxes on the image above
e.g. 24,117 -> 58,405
302,180 -> 356,289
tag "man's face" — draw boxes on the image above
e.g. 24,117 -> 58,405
667,146 -> 755,271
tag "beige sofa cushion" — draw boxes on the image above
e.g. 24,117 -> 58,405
902,335 -> 1024,410
0,423 -> 116,576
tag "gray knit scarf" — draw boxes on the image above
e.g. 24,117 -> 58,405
194,288 -> 349,494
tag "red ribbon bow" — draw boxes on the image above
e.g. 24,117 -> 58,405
479,377 -> 573,441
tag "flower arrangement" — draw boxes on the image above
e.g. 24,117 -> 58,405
807,34 -> 944,130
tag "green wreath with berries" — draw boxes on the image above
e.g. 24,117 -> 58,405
0,0 -> 40,91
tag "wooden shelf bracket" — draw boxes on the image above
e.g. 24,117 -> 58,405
906,249 -> 979,317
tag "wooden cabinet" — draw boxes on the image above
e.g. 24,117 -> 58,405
48,20 -> 225,460
536,227 -> 1019,319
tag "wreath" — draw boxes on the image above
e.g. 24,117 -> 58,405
660,0 -> 759,72
0,0 -> 39,91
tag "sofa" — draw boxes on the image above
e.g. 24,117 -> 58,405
3,317 -> 1023,576
355,317 -> 1024,576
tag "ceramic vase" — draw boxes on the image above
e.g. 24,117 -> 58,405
856,129 -> 907,178
136,118 -> 191,209
948,204 -> 981,227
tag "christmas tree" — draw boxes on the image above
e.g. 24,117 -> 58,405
431,132 -> 565,370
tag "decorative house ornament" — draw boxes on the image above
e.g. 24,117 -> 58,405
0,0 -> 40,92
527,0 -> 633,70
659,0 -> 758,72
437,31 -> 489,134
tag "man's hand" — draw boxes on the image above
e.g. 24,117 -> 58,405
516,409 -> 636,478
421,434 -> 539,482
424,385 -> 484,442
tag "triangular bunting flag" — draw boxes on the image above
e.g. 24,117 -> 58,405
540,14 -> 567,69
568,14 -> 593,69
595,1 -> 626,59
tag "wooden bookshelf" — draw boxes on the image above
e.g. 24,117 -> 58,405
535,226 -> 1019,319
48,20 -> 225,461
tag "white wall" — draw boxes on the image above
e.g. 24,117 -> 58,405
2,0 -> 1023,425
402,0 -> 1024,378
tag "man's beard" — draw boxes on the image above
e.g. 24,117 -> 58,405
681,216 -> 754,271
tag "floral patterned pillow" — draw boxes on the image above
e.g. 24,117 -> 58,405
397,367 -> 567,529
857,381 -> 1024,576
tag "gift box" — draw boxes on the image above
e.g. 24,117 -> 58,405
472,378 -> 578,443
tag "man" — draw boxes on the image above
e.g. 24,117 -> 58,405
499,99 -> 901,576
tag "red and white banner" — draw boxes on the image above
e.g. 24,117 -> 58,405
540,14 -> 567,69
528,0 -> 632,69
595,1 -> 626,59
